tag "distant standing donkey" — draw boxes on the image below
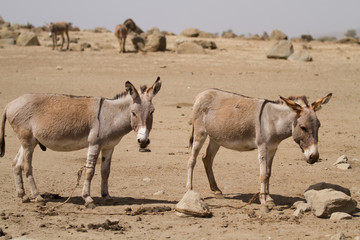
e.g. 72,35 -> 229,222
48,22 -> 70,51
186,89 -> 332,211
114,24 -> 128,53
0,77 -> 162,208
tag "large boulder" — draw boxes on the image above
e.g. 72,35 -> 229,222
0,29 -> 20,39
175,190 -> 212,217
16,32 -> 40,46
176,41 -> 205,54
288,50 -> 313,62
266,40 -> 294,59
181,28 -> 200,38
193,40 -> 217,49
270,29 -> 288,40
144,31 -> 166,52
222,30 -> 237,38
304,189 -> 357,218
304,182 -> 351,196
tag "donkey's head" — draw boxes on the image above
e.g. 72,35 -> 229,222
280,93 -> 332,164
126,77 -> 162,149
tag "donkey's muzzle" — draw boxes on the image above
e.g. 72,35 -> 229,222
138,138 -> 150,148
306,152 -> 319,164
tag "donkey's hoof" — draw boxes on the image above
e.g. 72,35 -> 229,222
260,205 -> 270,213
35,195 -> 45,202
22,195 -> 31,203
266,200 -> 275,209
85,202 -> 96,209
214,192 -> 224,199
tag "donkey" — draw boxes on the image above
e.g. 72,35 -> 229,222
0,77 -> 162,208
114,24 -> 128,53
186,88 -> 332,211
47,22 -> 70,51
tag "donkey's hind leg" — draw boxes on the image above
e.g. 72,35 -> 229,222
23,142 -> 44,202
12,147 -> 30,203
202,139 -> 222,197
82,144 -> 100,208
186,125 -> 207,191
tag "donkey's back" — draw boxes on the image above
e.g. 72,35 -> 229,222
4,93 -> 100,152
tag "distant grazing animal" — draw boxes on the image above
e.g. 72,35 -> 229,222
114,19 -> 144,53
114,24 -> 128,53
0,77 -> 162,208
47,22 -> 70,51
186,89 -> 332,211
123,18 -> 144,34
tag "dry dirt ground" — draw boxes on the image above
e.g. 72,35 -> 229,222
0,31 -> 360,240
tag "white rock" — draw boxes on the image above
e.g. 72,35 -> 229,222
143,177 -> 151,182
175,190 -> 212,217
153,190 -> 165,196
334,155 -> 348,165
330,212 -> 352,221
336,163 -> 351,170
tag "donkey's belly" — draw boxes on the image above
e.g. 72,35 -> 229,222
38,137 -> 89,152
221,139 -> 257,151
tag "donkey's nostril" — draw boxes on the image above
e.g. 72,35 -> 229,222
147,139 -> 150,145
138,139 -> 141,143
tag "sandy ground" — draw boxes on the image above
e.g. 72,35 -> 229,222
0,31 -> 359,240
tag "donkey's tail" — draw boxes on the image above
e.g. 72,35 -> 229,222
0,110 -> 6,158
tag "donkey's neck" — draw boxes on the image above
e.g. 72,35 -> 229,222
266,103 -> 297,141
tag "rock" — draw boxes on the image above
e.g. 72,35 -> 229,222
0,38 -> 16,45
153,190 -> 165,196
269,29 -> 288,40
143,177 -> 151,182
198,31 -> 217,38
175,190 -> 212,217
336,163 -> 351,170
181,28 -> 200,38
304,182 -> 351,196
193,40 -> 217,49
304,189 -> 357,218
93,27 -> 110,33
16,32 -> 40,46
330,232 -> 347,240
292,201 -> 311,217
330,212 -> 352,221
128,34 -> 145,51
288,51 -> 313,62
266,40 -> 294,59
176,42 -> 205,54
338,37 -> 359,44
144,32 -> 166,52
222,30 -> 237,38
334,155 -> 348,165
0,29 -> 20,39
69,44 -> 84,52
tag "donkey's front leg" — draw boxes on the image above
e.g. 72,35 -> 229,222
82,145 -> 100,208
100,148 -> 114,204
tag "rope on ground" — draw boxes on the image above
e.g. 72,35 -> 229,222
49,165 -> 85,211
210,192 -> 260,210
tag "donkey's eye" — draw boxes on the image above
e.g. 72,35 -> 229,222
300,126 -> 308,132
150,111 -> 154,116
132,111 -> 137,117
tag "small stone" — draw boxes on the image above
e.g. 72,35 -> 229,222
336,163 -> 351,170
330,232 -> 347,240
153,190 -> 165,196
330,212 -> 352,221
56,66 -> 63,70
334,155 -> 348,165
143,177 -> 151,182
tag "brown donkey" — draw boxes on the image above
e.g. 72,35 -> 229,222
47,22 -> 70,51
0,77 -> 161,208
114,24 -> 128,53
186,89 -> 332,211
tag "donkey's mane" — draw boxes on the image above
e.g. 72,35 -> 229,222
112,85 -> 148,100
288,95 -> 309,107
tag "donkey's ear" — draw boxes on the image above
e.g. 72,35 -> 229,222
125,81 -> 139,100
147,76 -> 162,99
311,93 -> 332,111
280,96 -> 303,114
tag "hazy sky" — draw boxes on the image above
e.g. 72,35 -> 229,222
1,0 -> 359,38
